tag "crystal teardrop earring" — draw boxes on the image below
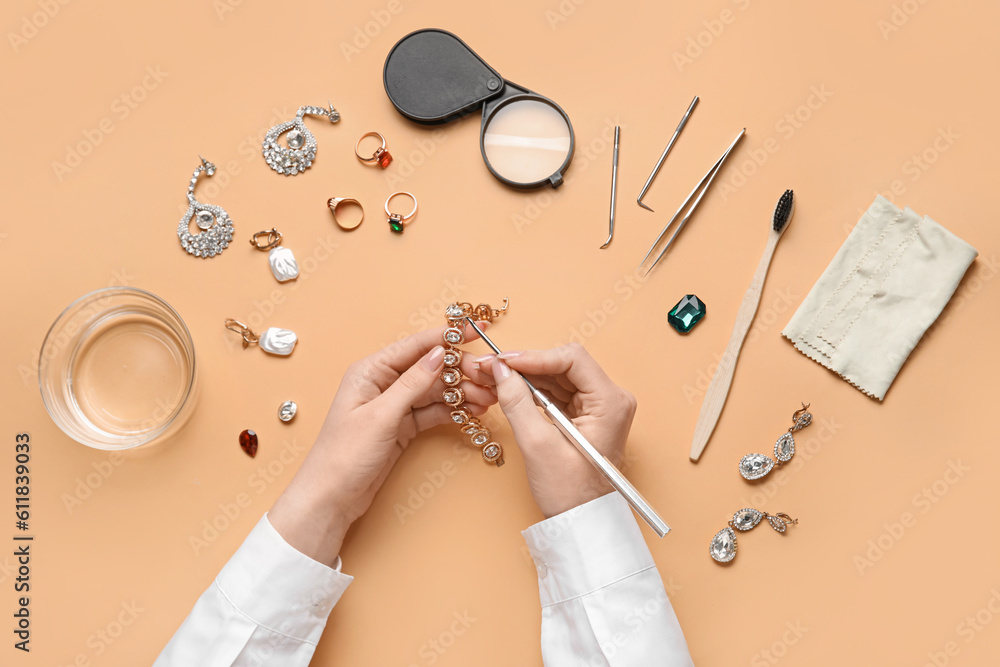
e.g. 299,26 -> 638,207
262,102 -> 340,176
177,157 -> 234,258
709,507 -> 798,563
738,403 -> 812,481
443,299 -> 508,466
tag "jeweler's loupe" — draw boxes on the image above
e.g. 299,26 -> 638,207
384,28 -> 574,190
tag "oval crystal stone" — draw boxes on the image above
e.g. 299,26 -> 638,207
768,515 -> 787,533
277,400 -> 297,422
482,443 -> 502,463
774,433 -> 795,462
732,508 -> 763,531
286,129 -> 305,149
445,303 -> 466,321
739,453 -> 774,481
471,430 -> 490,447
443,349 -> 462,367
441,368 -> 461,386
196,209 -> 215,230
443,387 -> 464,406
710,526 -> 737,563
450,407 -> 471,425
443,327 -> 464,345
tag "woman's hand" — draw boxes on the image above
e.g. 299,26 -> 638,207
473,343 -> 636,519
268,323 -> 495,567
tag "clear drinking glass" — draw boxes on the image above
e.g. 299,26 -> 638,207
38,287 -> 197,450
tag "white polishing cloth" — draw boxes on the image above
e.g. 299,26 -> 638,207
782,195 -> 977,400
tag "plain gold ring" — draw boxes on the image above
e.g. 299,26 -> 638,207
327,197 -> 364,231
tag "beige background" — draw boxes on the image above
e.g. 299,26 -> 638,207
3,0 -> 999,665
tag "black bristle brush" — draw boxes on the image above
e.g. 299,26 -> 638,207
690,190 -> 796,461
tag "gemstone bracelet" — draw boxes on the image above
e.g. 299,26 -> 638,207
442,300 -> 508,466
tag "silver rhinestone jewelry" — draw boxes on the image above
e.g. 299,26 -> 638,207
738,403 -> 812,481
177,156 -> 234,258
262,103 -> 340,176
709,508 -> 798,563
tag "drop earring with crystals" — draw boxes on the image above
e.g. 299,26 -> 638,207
262,102 -> 340,176
738,403 -> 813,481
249,229 -> 299,282
224,319 -> 298,356
709,507 -> 798,563
443,299 -> 508,466
177,156 -> 234,258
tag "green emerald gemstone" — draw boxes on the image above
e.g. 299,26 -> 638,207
388,219 -> 404,233
668,294 -> 706,333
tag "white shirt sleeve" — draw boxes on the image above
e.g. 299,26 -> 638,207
154,513 -> 353,667
522,492 -> 695,667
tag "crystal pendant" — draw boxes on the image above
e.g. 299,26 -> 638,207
732,508 -> 763,531
710,526 -> 737,563
262,105 -> 338,176
738,453 -> 774,480
774,432 -> 795,462
259,327 -> 297,355
268,246 -> 300,282
667,294 -> 707,333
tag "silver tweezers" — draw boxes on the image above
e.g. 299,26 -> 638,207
639,128 -> 745,276
466,318 -> 670,538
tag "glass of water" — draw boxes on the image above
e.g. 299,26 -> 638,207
38,287 -> 198,450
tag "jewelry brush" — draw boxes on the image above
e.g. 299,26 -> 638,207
689,190 -> 796,462
639,128 -> 744,275
465,318 -> 671,538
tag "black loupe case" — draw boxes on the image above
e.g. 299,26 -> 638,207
383,28 -> 574,189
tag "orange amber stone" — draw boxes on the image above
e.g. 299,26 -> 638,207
239,429 -> 258,458
378,150 -> 392,168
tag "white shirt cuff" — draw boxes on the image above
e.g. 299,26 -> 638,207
521,492 -> 655,607
214,513 -> 354,645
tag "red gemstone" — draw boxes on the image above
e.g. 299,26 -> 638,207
239,429 -> 258,458
378,150 -> 392,169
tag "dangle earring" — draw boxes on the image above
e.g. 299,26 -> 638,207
262,102 -> 340,176
709,507 -> 798,563
224,319 -> 298,356
177,156 -> 234,258
249,228 -> 299,282
738,403 -> 813,481
443,299 -> 509,466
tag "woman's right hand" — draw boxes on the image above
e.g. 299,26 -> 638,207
473,343 -> 637,519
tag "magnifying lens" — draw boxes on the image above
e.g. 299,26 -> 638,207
384,29 -> 574,189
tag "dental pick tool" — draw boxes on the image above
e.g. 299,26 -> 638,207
636,95 -> 698,212
466,318 -> 670,538
600,125 -> 620,249
639,128 -> 745,276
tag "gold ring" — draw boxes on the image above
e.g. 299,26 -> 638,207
355,131 -> 392,169
385,191 -> 417,234
327,197 -> 364,231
